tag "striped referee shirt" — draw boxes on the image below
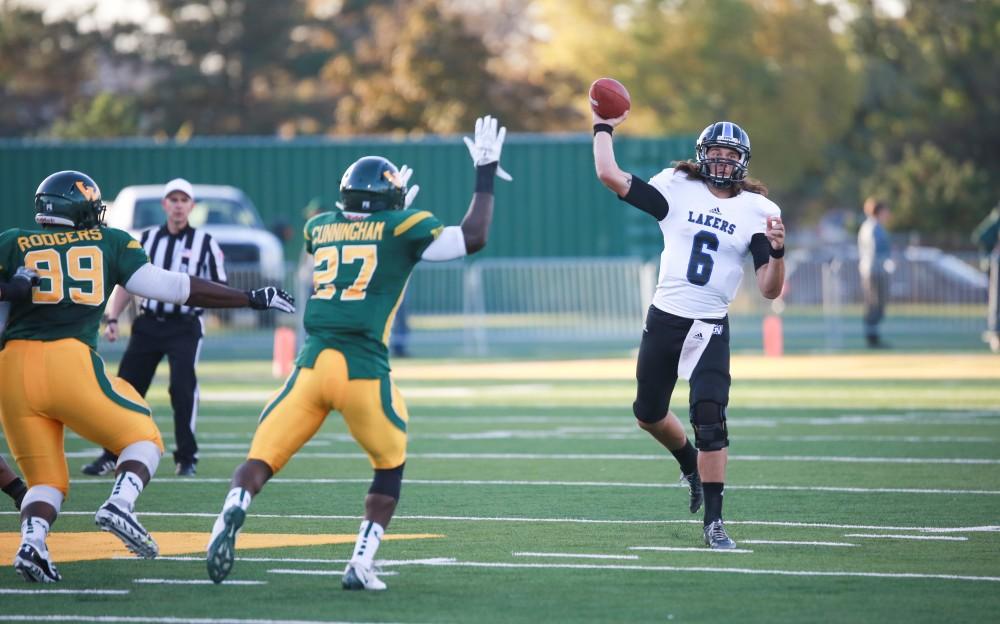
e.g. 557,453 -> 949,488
138,224 -> 227,317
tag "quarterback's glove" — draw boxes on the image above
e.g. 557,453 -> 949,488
398,164 -> 420,208
247,287 -> 295,313
13,266 -> 40,286
463,115 -> 512,181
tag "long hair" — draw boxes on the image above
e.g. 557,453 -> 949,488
673,160 -> 769,196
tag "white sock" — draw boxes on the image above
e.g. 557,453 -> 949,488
107,471 -> 144,512
21,517 -> 50,549
350,520 -> 384,568
208,487 -> 251,546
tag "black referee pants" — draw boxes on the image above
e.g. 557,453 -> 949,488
119,313 -> 203,465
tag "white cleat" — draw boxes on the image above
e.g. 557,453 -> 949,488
207,506 -> 245,584
13,542 -> 61,583
95,502 -> 159,559
342,559 -> 387,591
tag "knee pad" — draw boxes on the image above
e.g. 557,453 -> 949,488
118,441 -> 162,477
633,398 -> 669,425
690,402 -> 729,451
21,485 -> 64,513
369,463 -> 405,500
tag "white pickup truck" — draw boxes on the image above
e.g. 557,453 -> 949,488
106,184 -> 286,283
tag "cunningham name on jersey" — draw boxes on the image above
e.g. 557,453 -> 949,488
648,168 -> 780,319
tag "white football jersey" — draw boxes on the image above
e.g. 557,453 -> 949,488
647,168 -> 780,319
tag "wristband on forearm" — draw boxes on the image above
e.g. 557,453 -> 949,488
593,123 -> 614,136
475,162 -> 498,194
769,246 -> 785,259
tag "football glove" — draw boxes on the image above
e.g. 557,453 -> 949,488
462,115 -> 512,181
13,266 -> 40,286
398,165 -> 420,208
247,287 -> 295,313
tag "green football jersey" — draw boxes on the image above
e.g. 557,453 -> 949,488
0,226 -> 149,349
297,208 -> 444,378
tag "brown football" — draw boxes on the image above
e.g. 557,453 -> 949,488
589,78 -> 631,119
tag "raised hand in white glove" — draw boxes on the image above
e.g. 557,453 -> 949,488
462,115 -> 512,182
398,165 -> 420,208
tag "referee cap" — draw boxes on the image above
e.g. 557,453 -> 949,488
163,178 -> 194,200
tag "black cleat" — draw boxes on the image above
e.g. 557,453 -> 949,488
81,451 -> 118,476
95,501 -> 159,559
704,519 -> 737,550
13,543 -> 61,583
681,471 -> 704,514
175,462 -> 197,477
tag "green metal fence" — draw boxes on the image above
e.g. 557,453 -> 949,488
0,133 -> 692,259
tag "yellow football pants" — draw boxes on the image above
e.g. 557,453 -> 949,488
248,348 -> 409,472
0,339 -> 163,495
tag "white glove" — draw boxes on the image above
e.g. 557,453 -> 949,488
462,115 -> 512,181
398,165 -> 420,208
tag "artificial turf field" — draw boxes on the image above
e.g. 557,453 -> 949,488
1,353 -> 999,624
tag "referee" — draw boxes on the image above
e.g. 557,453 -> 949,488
81,178 -> 225,477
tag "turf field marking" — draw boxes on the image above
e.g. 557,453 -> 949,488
268,561 -> 1000,583
0,589 -> 129,595
512,552 -> 640,560
60,478 -> 1000,496
19,511 -> 1000,533
741,540 -> 857,547
134,578 -> 267,585
64,450 -> 1000,465
628,546 -> 753,554
843,534 -> 969,541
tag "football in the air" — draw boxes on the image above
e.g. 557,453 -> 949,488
589,78 -> 631,119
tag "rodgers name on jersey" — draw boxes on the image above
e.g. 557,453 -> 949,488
649,168 -> 780,319
0,226 -> 149,348
297,207 -> 443,379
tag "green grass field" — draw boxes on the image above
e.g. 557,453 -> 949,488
2,354 -> 999,624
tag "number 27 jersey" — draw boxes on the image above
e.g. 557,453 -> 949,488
648,169 -> 780,319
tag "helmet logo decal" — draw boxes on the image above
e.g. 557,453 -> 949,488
75,180 -> 99,202
383,170 -> 404,188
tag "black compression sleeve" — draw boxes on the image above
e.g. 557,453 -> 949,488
620,176 -> 669,221
750,233 -> 772,270
0,279 -> 32,302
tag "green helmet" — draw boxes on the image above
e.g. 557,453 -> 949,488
34,170 -> 106,229
338,156 -> 406,213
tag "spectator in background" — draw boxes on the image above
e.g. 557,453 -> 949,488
858,197 -> 892,349
972,202 -> 1000,353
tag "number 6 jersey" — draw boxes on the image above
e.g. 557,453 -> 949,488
645,168 -> 780,319
298,208 -> 443,378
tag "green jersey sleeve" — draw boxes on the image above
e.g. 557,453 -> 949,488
391,210 -> 444,260
107,228 -> 150,285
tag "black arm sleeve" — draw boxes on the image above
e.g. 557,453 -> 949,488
750,233 -> 771,270
619,176 -> 669,221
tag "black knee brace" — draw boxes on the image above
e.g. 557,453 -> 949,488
690,402 -> 729,451
368,463 -> 405,500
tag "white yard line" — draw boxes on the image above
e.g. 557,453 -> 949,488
60,477 -> 1000,496
133,578 -> 267,585
0,589 -> 129,595
628,546 -> 753,554
60,450 -> 1000,465
267,561 -> 1000,583
19,510 -> 1000,533
512,552 -> 640,560
156,556 -> 456,566
741,540 -> 857,547
843,534 -> 969,541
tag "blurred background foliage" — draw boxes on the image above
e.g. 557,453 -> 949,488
0,0 -> 996,245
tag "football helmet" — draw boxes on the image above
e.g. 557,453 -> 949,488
34,170 -> 106,229
337,156 -> 406,213
695,122 -> 751,188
